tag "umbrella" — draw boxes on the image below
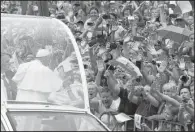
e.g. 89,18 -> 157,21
157,25 -> 192,44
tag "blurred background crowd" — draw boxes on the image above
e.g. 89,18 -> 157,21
1,1 -> 194,131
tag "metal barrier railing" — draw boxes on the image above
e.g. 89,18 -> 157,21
124,115 -> 185,131
98,113 -> 186,131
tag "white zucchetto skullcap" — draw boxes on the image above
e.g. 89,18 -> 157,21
36,49 -> 51,58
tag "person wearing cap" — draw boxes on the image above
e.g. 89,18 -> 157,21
12,49 -> 63,102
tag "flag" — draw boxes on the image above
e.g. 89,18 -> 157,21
110,56 -> 142,78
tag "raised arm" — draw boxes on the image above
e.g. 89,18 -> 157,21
147,114 -> 165,121
95,71 -> 103,87
89,99 -> 99,113
178,103 -> 186,125
145,93 -> 160,107
128,86 -> 141,105
95,59 -> 105,86
105,70 -> 120,96
80,29 -> 89,39
140,62 -> 155,85
89,47 -> 98,74
159,5 -> 167,26
155,90 -> 180,107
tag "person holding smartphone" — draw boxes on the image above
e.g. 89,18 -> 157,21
178,87 -> 194,130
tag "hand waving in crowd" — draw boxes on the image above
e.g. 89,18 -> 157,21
2,1 -> 194,131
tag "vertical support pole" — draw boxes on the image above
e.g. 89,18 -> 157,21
37,1 -> 49,16
21,1 -> 28,15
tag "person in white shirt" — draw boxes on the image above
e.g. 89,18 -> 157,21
12,49 -> 63,102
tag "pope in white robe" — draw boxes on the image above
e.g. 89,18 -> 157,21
12,49 -> 63,102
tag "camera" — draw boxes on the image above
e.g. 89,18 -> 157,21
102,14 -> 111,20
87,22 -> 94,26
180,75 -> 189,83
151,60 -> 161,67
106,64 -> 116,71
182,98 -> 188,103
84,64 -> 88,69
88,34 -> 107,47
103,53 -> 113,63
135,77 -> 141,83
151,60 -> 156,65
76,37 -> 82,42
115,41 -> 123,46
109,42 -> 118,50
169,14 -> 178,18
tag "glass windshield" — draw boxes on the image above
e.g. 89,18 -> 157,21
8,111 -> 107,131
1,14 -> 88,109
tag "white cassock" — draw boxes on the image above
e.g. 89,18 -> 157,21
12,59 -> 62,102
12,60 -> 63,131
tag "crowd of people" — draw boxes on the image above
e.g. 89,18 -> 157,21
1,1 -> 194,131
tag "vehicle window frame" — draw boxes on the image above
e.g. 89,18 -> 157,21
6,111 -> 108,131
1,113 -> 12,131
1,16 -> 90,111
1,121 -> 6,131
5,112 -> 17,131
